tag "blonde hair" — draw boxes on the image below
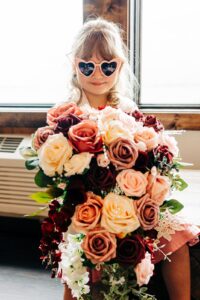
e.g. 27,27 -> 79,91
67,17 -> 138,107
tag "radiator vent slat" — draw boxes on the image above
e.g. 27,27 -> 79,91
0,137 -> 23,153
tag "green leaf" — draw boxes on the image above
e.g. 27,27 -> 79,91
19,146 -> 37,159
47,187 -> 64,198
160,199 -> 184,214
176,177 -> 188,191
25,158 -> 39,170
29,191 -> 53,203
34,169 -> 54,187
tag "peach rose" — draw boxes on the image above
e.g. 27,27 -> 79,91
97,153 -> 110,168
101,192 -> 140,238
159,132 -> 179,157
64,152 -> 93,177
68,120 -> 103,153
116,169 -> 148,197
38,133 -> 73,176
147,168 -> 170,205
47,102 -> 83,126
134,252 -> 154,286
134,193 -> 159,230
108,138 -> 138,170
33,126 -> 54,150
71,192 -> 103,234
134,127 -> 159,151
102,120 -> 133,145
82,226 -> 117,264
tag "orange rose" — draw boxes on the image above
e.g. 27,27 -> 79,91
82,226 -> 117,264
71,192 -> 103,234
68,120 -> 103,153
101,192 -> 140,238
47,102 -> 83,126
116,169 -> 148,197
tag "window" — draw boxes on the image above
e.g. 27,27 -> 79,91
0,1 -> 83,107
132,0 -> 200,108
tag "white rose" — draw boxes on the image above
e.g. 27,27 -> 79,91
38,133 -> 73,176
103,120 -> 133,145
64,152 -> 93,177
97,153 -> 110,168
134,252 -> 154,286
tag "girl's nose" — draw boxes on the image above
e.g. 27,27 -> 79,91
92,65 -> 103,78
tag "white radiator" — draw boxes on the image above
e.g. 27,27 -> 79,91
0,134 -> 47,217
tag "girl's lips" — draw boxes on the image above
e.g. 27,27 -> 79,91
90,82 -> 105,86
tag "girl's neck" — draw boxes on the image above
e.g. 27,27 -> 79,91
83,89 -> 108,109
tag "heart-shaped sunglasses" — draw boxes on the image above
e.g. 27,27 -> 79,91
75,58 -> 121,77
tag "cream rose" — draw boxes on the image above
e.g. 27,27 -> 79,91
64,152 -> 93,177
134,127 -> 159,151
102,120 -> 133,145
134,252 -> 154,286
147,168 -> 170,205
116,169 -> 148,197
38,133 -> 73,176
101,192 -> 140,238
96,153 -> 110,168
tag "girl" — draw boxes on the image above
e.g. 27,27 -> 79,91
62,17 -> 199,300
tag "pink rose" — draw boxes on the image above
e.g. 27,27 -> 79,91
68,120 -> 103,153
71,192 -> 103,234
47,102 -> 83,126
159,133 -> 179,157
108,138 -> 138,170
33,126 -> 55,150
134,127 -> 159,151
147,169 -> 170,205
134,252 -> 154,286
134,193 -> 159,230
82,226 -> 117,264
116,169 -> 148,197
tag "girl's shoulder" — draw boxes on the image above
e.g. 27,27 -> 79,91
118,96 -> 138,113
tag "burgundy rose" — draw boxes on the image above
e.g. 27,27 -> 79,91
86,159 -> 116,191
130,110 -> 144,122
117,234 -> 146,266
41,218 -> 55,236
153,145 -> 173,164
55,114 -> 82,137
144,115 -> 164,132
134,151 -> 149,172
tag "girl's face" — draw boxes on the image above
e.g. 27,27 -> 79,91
75,53 -> 122,100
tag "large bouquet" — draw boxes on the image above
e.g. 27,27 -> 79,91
21,102 -> 187,300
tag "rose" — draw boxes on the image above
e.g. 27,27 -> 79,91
153,145 -> 173,164
116,169 -> 148,197
134,252 -> 154,286
64,152 -> 93,177
82,226 -> 117,264
108,138 -> 138,170
86,159 -> 116,191
134,151 -> 150,172
159,133 -> 179,157
41,217 -> 55,236
147,168 -> 170,205
118,112 -> 143,134
33,126 -> 55,150
134,127 -> 159,151
117,234 -> 146,266
55,114 -> 82,137
101,192 -> 140,238
68,120 -> 103,153
38,133 -> 73,176
96,153 -> 110,168
130,110 -> 144,122
102,120 -> 133,145
143,115 -> 164,132
134,193 -> 159,230
47,102 -> 83,126
71,192 -> 103,234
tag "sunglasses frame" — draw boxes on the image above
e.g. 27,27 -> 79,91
75,57 -> 122,77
